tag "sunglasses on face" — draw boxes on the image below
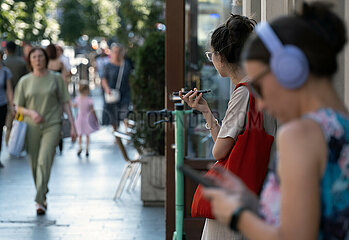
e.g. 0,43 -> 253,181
247,68 -> 271,99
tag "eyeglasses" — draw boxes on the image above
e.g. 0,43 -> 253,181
205,42 -> 236,62
205,51 -> 214,62
247,68 -> 271,99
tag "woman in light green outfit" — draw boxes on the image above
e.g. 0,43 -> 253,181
14,47 -> 77,215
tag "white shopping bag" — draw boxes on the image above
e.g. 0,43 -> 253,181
8,116 -> 27,157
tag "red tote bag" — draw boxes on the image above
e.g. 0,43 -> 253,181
191,83 -> 274,219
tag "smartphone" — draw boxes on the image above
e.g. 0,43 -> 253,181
178,164 -> 218,188
172,89 -> 212,96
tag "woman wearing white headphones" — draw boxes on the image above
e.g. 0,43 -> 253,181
203,2 -> 349,239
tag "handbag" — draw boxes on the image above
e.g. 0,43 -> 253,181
53,76 -> 71,138
8,109 -> 27,157
104,62 -> 124,104
61,113 -> 71,138
191,83 -> 274,219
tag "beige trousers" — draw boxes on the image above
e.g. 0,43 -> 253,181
25,123 -> 61,205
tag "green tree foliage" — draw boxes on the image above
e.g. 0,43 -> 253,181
116,0 -> 164,59
117,0 -> 165,155
58,0 -> 119,44
58,0 -> 85,44
130,31 -> 165,155
0,0 -> 59,42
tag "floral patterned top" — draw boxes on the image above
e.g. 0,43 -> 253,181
259,108 -> 349,239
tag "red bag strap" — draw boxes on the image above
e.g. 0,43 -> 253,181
234,82 -> 265,130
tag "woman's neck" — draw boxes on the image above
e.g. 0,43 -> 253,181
33,69 -> 49,77
228,68 -> 245,86
299,77 -> 348,115
110,58 -> 122,66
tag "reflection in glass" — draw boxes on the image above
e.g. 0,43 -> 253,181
185,0 -> 233,159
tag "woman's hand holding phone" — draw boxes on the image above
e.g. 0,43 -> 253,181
179,88 -> 210,113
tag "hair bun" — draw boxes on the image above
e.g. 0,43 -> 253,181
300,2 -> 347,53
225,14 -> 256,44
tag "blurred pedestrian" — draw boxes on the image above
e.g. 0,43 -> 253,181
22,43 -> 32,69
46,44 -> 69,85
46,43 -> 69,153
14,47 -> 77,215
203,2 -> 349,239
180,14 -> 276,240
101,43 -> 132,132
3,41 -> 28,146
0,50 -> 14,168
56,45 -> 72,86
95,48 -> 109,79
73,81 -> 99,157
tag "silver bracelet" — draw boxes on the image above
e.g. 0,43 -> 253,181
205,118 -> 219,130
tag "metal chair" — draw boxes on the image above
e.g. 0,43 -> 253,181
113,130 -> 142,200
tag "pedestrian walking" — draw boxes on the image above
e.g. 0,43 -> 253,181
0,50 -> 14,168
3,41 -> 28,146
73,81 -> 99,157
46,43 -> 69,154
203,2 -> 349,239
180,14 -> 277,240
101,43 -> 132,132
56,45 -> 72,86
95,48 -> 109,79
14,47 -> 77,215
22,43 -> 33,67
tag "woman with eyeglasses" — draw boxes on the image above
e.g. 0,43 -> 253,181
180,14 -> 277,240
203,2 -> 349,239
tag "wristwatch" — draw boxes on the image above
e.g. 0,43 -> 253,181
230,206 -> 249,232
204,118 -> 219,130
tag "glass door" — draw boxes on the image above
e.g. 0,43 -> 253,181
185,0 -> 233,159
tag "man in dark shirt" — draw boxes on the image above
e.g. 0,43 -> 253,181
4,41 -> 28,146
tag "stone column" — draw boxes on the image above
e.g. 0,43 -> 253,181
243,0 -> 261,22
232,0 -> 242,15
261,0 -> 286,21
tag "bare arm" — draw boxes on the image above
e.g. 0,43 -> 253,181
212,137 -> 235,160
16,106 -> 44,124
101,78 -> 111,94
6,79 -> 14,111
89,105 -> 98,122
61,62 -> 70,84
204,119 -> 325,240
63,101 -> 77,142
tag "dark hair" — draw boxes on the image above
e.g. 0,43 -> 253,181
241,2 -> 347,78
6,41 -> 16,54
27,47 -> 49,71
45,44 -> 57,60
211,14 -> 256,64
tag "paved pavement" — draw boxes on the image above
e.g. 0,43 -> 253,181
0,87 -> 165,240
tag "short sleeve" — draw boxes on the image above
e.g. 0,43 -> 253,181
217,86 -> 249,140
5,68 -> 12,82
56,73 -> 70,103
14,78 -> 25,107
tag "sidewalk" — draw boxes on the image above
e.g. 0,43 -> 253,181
0,87 -> 165,240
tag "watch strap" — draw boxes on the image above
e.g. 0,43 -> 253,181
230,206 -> 249,232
